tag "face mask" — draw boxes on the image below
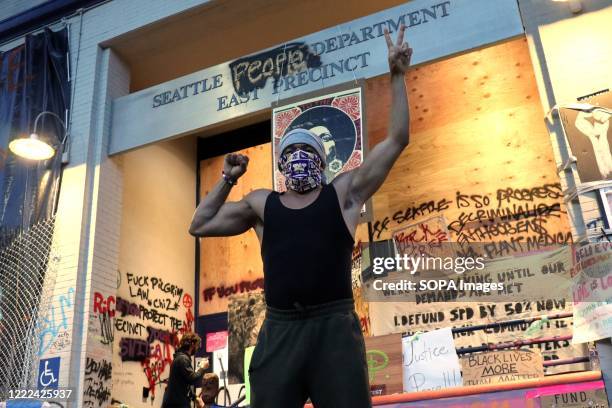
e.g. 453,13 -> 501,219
279,149 -> 323,193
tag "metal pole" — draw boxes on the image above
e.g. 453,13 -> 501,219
595,339 -> 612,406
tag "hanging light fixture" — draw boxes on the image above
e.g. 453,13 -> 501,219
9,111 -> 66,161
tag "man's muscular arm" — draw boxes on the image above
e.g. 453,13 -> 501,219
189,153 -> 256,237
336,25 -> 412,207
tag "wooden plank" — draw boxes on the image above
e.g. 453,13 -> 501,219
365,38 -> 573,247
365,333 -> 404,395
198,143 -> 271,316
199,38 -> 573,317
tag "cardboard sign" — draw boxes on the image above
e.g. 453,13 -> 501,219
571,243 -> 612,343
402,328 -> 462,392
461,349 -> 543,386
368,300 -> 588,375
540,388 -> 609,408
227,291 -> 266,384
364,333 -> 403,395
212,346 -> 228,382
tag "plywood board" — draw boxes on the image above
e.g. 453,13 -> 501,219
199,143 -> 271,315
199,38 -> 574,326
362,37 -> 580,373
365,38 -> 572,250
365,333 -> 403,395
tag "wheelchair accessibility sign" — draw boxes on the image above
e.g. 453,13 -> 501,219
38,357 -> 60,389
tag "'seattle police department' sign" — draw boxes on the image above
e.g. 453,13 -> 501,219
110,0 -> 523,154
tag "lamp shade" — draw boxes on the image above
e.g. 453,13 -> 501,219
9,133 -> 56,161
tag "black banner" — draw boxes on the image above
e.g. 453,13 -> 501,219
0,27 -> 70,243
0,28 -> 70,394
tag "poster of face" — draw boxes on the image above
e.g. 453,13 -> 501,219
272,85 -> 365,192
559,92 -> 612,183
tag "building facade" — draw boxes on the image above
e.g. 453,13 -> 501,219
1,0 -> 611,407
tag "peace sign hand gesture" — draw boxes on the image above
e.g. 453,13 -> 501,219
384,24 -> 412,75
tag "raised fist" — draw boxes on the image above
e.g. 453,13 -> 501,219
223,153 -> 249,181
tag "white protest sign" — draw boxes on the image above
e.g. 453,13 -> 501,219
571,243 -> 612,343
402,327 -> 462,392
213,346 -> 229,381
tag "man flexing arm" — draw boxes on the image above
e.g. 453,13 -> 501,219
189,26 -> 412,408
190,25 -> 412,240
188,153 -> 269,240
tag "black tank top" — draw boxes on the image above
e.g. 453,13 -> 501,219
261,183 -> 355,309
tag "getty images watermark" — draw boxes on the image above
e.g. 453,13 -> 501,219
371,254 -> 505,293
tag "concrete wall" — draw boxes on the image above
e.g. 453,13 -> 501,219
0,0 -> 50,22
108,136 -> 196,407
519,2 -> 612,398
519,0 -> 612,242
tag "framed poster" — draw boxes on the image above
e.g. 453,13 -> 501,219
272,81 -> 371,219
598,187 -> 612,232
227,291 -> 266,384
558,92 -> 612,183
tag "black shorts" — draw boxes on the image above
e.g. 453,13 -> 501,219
248,298 -> 372,408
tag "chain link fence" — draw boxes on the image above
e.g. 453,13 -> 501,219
0,217 -> 60,398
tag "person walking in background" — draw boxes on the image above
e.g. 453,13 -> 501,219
162,332 -> 209,408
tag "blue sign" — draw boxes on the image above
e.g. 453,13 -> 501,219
37,357 -> 60,389
7,401 -> 47,408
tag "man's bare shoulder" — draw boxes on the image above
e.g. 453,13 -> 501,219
245,188 -> 273,202
331,170 -> 354,189
244,188 -> 273,213
330,170 -> 357,204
